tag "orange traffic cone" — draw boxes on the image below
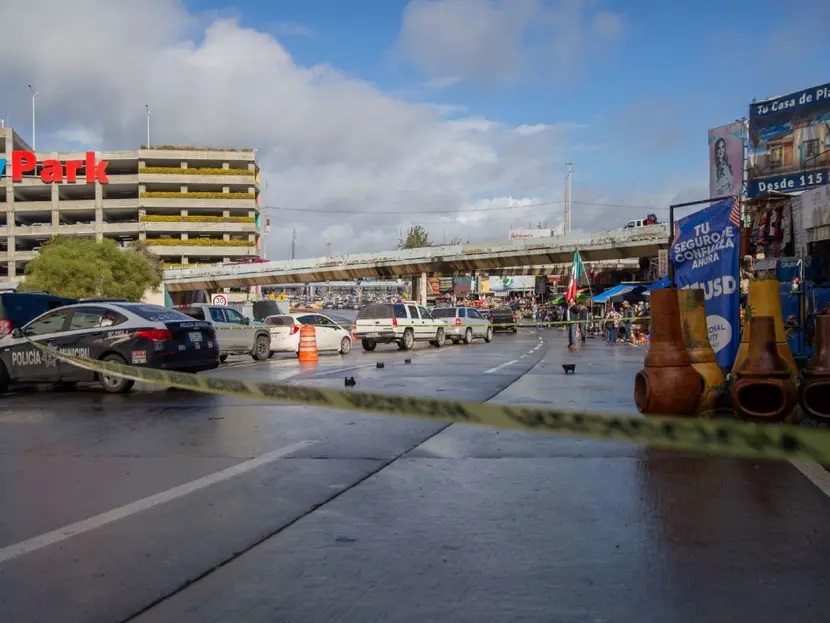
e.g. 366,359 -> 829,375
298,324 -> 319,363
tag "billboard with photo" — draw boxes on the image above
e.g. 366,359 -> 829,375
747,82 -> 830,198
708,122 -> 745,197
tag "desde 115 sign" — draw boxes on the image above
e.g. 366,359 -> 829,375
746,82 -> 830,199
671,197 -> 741,369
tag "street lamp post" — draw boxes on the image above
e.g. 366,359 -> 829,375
27,84 -> 38,151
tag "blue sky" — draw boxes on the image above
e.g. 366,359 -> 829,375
184,0 -> 830,205
3,0 -> 828,255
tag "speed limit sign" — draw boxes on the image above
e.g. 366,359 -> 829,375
211,293 -> 228,306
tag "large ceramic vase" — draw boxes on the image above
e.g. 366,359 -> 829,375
634,288 -> 701,416
732,279 -> 798,379
678,288 -> 725,418
799,314 -> 830,423
729,316 -> 797,422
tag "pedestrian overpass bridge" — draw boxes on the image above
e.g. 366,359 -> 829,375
163,224 -> 669,292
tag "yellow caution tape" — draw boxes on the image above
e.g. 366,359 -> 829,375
24,339 -> 830,464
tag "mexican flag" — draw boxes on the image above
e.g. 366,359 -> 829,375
565,250 -> 584,303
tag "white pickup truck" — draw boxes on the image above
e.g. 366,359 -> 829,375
176,303 -> 271,363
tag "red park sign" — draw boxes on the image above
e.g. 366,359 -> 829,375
3,150 -> 110,184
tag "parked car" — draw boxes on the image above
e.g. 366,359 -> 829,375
487,307 -> 518,332
264,312 -> 352,355
176,303 -> 271,362
430,306 -> 493,344
0,292 -> 78,338
353,302 -> 445,351
0,302 -> 218,394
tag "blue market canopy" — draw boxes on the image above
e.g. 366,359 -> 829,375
592,284 -> 636,303
645,276 -> 671,292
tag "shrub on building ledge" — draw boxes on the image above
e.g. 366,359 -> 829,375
140,166 -> 255,176
141,215 -> 255,223
140,145 -> 255,152
141,191 -> 256,200
146,238 -> 256,247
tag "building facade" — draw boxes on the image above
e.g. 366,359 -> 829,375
0,127 -> 260,279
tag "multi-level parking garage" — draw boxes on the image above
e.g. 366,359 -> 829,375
0,127 -> 260,279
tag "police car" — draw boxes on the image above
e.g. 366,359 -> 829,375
0,301 -> 219,394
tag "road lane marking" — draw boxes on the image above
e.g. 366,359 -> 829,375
0,440 -> 317,566
790,458 -> 830,498
484,360 -> 519,374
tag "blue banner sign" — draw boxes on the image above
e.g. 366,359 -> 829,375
671,198 -> 741,369
750,82 -> 830,119
746,170 -> 828,199
776,257 -> 802,282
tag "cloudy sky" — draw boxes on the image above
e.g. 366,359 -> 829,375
1,0 -> 828,260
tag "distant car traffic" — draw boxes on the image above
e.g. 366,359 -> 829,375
353,302 -> 445,351
264,312 -> 353,355
487,307 -> 519,332
0,301 -> 219,394
430,306 -> 493,344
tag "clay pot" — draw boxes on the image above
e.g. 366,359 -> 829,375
729,316 -> 797,422
634,288 -> 702,416
677,288 -> 725,418
798,314 -> 830,423
732,279 -> 798,379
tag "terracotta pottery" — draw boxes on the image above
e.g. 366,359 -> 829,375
729,316 -> 797,422
634,288 -> 702,416
677,288 -> 725,418
798,314 -> 830,423
732,279 -> 798,380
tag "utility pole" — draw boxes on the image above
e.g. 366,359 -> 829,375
326,241 -> 331,256
564,162 -> 573,235
145,105 -> 151,147
291,228 -> 296,260
261,181 -> 269,260
28,84 -> 38,151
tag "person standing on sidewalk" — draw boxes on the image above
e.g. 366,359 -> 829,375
621,301 -> 634,342
578,304 -> 588,343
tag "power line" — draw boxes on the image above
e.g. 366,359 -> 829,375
258,199 -> 667,216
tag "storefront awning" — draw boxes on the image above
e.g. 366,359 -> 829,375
592,284 -> 635,303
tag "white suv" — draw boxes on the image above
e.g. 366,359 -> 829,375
354,302 -> 446,351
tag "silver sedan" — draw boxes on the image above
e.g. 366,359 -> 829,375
430,306 -> 493,344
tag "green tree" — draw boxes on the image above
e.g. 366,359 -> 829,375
447,236 -> 463,245
18,236 -> 162,300
132,240 -> 165,281
398,225 -> 432,249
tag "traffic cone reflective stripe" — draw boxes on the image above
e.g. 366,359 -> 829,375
298,324 -> 319,363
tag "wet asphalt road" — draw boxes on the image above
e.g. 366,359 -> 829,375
1,329 -> 830,623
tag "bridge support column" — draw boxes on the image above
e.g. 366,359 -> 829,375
411,272 -> 428,306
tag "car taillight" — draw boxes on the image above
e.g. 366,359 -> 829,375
290,324 -> 300,335
392,317 -> 398,326
0,320 -> 12,337
136,329 -> 173,342
455,317 -> 462,326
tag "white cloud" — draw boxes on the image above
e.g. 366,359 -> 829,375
0,0 -> 673,262
395,0 -> 625,85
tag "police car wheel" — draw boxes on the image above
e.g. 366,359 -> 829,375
97,354 -> 136,394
